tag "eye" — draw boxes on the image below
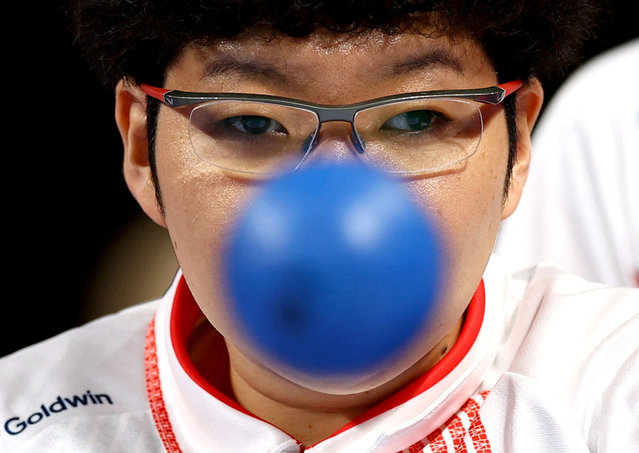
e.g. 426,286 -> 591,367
381,110 -> 437,132
226,115 -> 286,135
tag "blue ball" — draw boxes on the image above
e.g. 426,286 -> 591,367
225,163 -> 444,375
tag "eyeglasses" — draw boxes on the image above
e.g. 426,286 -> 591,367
141,80 -> 522,176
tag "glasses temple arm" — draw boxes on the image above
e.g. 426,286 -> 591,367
497,80 -> 523,100
140,84 -> 171,104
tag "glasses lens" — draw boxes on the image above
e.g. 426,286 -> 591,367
189,101 -> 319,174
354,99 -> 483,173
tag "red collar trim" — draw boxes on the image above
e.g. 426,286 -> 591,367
169,276 -> 485,434
170,278 -> 255,417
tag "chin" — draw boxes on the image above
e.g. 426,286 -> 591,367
256,342 -> 424,397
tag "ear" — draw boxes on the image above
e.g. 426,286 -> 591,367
115,80 -> 166,227
502,77 -> 544,220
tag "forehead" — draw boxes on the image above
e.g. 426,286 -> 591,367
167,26 -> 496,100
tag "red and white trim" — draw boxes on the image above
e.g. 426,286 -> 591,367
145,318 -> 184,453
399,391 -> 491,453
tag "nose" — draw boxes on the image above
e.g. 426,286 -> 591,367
301,121 -> 363,167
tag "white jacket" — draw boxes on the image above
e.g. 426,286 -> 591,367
1,255 -> 637,452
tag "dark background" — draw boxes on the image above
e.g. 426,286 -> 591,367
2,1 -> 638,357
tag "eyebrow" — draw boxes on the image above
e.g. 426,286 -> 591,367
389,48 -> 464,76
202,56 -> 301,88
201,47 -> 464,88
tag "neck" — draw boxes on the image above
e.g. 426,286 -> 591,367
229,362 -> 367,446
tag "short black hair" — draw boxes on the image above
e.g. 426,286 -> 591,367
69,0 -> 604,88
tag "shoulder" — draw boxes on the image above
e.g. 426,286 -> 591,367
484,258 -> 638,370
0,300 -> 159,450
513,264 -> 638,447
510,263 -> 638,359
0,299 -> 158,383
481,260 -> 639,450
515,263 -> 638,315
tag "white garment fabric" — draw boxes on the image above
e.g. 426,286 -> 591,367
1,256 -> 637,452
496,38 -> 639,287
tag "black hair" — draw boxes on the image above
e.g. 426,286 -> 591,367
68,0 -> 605,206
69,0 -> 604,87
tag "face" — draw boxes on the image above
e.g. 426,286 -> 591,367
118,25 -> 541,396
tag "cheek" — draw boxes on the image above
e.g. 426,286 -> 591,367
406,147 -> 508,313
153,113 -> 260,338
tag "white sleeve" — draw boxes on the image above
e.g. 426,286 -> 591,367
580,317 -> 639,452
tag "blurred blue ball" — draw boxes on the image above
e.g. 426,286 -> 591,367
226,163 -> 444,374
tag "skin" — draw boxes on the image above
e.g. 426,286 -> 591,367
116,25 -> 543,446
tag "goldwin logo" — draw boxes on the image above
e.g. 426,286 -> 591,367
4,390 -> 113,435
